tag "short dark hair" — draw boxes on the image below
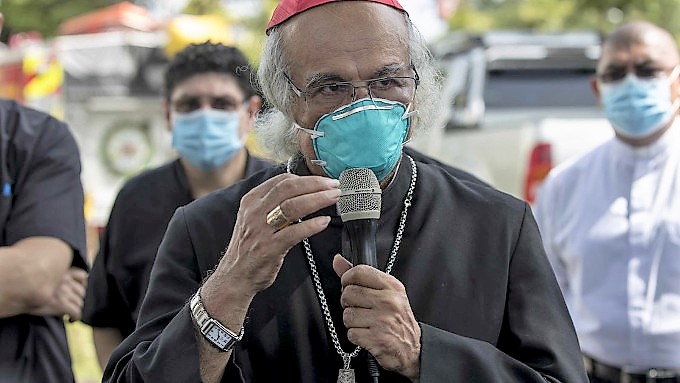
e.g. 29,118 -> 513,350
164,42 -> 257,101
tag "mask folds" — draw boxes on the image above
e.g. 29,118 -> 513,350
301,98 -> 413,180
600,68 -> 679,139
172,109 -> 243,170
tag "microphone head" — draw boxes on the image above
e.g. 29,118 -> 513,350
337,168 -> 381,222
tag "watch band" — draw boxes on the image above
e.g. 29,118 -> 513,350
190,289 -> 244,352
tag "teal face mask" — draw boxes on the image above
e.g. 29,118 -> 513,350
172,109 -> 243,170
299,98 -> 414,180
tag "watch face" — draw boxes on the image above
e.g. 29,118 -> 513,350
206,322 -> 233,349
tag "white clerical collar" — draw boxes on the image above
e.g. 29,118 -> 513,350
612,118 -> 680,162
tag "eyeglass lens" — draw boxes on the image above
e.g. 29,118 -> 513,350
304,77 -> 417,111
598,63 -> 670,83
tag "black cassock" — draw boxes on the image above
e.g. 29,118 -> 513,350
105,153 -> 588,383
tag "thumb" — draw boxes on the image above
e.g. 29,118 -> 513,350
332,254 -> 352,278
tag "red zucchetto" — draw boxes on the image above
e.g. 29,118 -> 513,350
266,0 -> 407,34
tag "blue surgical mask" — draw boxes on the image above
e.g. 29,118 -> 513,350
600,68 -> 679,139
172,109 -> 243,170
298,98 -> 414,180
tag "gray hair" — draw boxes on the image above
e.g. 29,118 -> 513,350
255,13 -> 441,162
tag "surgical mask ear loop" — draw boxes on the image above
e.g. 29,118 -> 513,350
401,102 -> 417,146
402,102 -> 418,120
296,125 -> 325,139
294,124 -> 327,165
668,66 -> 680,114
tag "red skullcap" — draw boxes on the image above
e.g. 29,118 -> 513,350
266,0 -> 407,34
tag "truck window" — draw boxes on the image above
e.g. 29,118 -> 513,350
484,69 -> 597,109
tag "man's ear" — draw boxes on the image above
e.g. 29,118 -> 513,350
590,75 -> 602,105
670,67 -> 680,102
247,95 -> 262,118
163,99 -> 172,132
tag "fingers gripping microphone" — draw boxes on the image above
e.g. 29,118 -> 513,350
337,168 -> 381,383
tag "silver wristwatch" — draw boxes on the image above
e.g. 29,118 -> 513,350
190,289 -> 244,352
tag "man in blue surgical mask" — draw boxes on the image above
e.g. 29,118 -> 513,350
81,42 -> 272,369
535,21 -> 680,383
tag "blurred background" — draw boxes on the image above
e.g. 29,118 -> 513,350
0,0 -> 677,381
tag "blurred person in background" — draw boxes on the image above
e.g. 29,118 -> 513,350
102,1 -> 587,382
0,12 -> 88,381
81,42 -> 272,369
535,21 -> 680,383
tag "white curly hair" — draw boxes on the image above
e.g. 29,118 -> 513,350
255,11 -> 441,162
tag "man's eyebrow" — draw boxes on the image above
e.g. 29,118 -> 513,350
373,64 -> 407,78
602,64 -> 626,71
632,59 -> 659,67
306,73 -> 345,88
605,59 -> 657,70
305,64 -> 410,87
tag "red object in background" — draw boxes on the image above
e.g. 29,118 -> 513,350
524,142 -> 553,204
57,1 -> 158,35
0,59 -> 25,103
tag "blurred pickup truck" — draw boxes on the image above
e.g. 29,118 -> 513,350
411,31 -> 614,202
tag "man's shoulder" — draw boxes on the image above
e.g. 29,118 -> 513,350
0,98 -> 68,135
417,160 -> 526,216
118,161 -> 180,195
414,161 -> 529,249
247,154 -> 276,175
128,160 -> 180,185
110,161 -> 188,217
404,146 -> 490,187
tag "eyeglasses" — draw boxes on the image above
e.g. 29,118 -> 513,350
172,95 -> 245,113
597,64 -> 676,84
284,69 -> 420,112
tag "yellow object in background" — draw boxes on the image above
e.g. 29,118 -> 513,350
164,14 -> 232,58
66,321 -> 102,383
22,50 -> 63,100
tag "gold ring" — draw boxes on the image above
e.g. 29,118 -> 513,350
266,205 -> 291,231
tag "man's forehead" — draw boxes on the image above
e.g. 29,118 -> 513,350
600,26 -> 678,68
600,41 -> 674,68
172,73 -> 244,97
284,1 -> 410,80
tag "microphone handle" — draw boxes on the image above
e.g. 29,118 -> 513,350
345,219 -> 378,267
344,219 -> 380,382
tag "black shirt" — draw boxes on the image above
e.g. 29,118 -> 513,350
82,154 -> 272,337
0,99 -> 87,383
104,153 -> 587,382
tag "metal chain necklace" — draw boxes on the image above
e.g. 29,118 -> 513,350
287,155 -> 418,383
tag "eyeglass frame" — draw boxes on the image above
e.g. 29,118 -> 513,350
283,67 -> 420,107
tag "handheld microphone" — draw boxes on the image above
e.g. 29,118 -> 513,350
337,168 -> 381,383
337,168 -> 381,267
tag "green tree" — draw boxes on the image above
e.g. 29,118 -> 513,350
182,0 -> 226,16
450,0 -> 680,39
1,0 -> 116,38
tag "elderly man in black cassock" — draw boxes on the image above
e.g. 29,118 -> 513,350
103,0 -> 588,382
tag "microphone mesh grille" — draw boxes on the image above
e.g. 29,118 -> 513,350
337,168 -> 381,222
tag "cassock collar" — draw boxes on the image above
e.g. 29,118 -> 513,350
612,118 -> 680,164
